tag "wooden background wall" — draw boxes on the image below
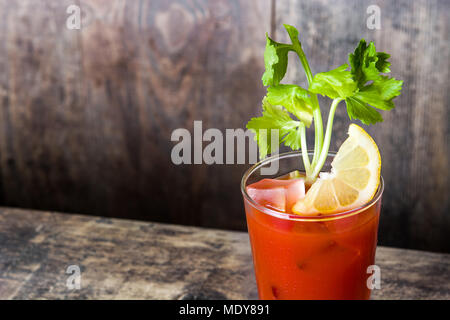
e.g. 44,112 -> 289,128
0,0 -> 448,252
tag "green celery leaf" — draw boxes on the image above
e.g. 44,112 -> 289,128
345,39 -> 402,123
261,25 -> 303,87
354,76 -> 403,110
246,98 -> 303,158
349,39 -> 392,87
266,84 -> 314,127
261,35 -> 291,86
309,64 -> 357,99
283,24 -> 301,47
375,52 -> 391,73
282,126 -> 302,151
345,97 -> 383,125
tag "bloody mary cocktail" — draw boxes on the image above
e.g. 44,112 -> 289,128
241,152 -> 383,300
242,23 -> 401,300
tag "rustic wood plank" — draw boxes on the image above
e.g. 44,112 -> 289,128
0,208 -> 448,300
0,207 -> 257,300
371,247 -> 450,300
0,0 -> 270,229
274,0 -> 450,252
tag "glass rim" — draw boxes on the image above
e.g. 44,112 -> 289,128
241,150 -> 384,222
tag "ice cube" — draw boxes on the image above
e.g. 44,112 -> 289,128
246,178 -> 305,213
246,182 -> 285,211
284,179 -> 305,213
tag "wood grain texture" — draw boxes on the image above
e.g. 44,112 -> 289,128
0,0 -> 270,229
0,208 -> 448,300
0,0 -> 448,253
274,0 -> 450,252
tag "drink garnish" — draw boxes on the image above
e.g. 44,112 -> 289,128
246,25 -> 402,215
292,123 -> 380,215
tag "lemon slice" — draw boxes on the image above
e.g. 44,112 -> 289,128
292,124 -> 381,215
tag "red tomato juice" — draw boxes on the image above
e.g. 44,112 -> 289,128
244,178 -> 381,300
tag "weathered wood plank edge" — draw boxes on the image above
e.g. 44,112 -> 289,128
0,207 -> 257,300
0,207 -> 449,300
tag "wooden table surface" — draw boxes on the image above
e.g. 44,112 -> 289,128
0,207 -> 448,300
